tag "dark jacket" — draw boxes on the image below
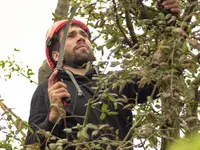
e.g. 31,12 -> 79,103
25,68 -> 155,149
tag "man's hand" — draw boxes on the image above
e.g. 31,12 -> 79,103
48,69 -> 70,123
157,0 -> 181,15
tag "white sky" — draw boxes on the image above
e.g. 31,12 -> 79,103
0,1 -> 105,144
0,0 -> 62,124
0,0 -> 96,122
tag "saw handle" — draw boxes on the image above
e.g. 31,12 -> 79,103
57,69 -> 71,107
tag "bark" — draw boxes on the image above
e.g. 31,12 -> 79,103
54,0 -> 71,21
38,60 -> 51,85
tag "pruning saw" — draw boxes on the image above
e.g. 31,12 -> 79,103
56,4 -> 79,106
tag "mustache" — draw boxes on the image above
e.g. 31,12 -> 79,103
73,44 -> 90,51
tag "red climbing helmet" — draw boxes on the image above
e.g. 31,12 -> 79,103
45,19 -> 91,68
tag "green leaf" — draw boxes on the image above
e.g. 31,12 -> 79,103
158,13 -> 165,20
101,103 -> 108,112
107,111 -> 119,116
100,113 -> 106,120
115,129 -> 119,135
14,48 -> 20,52
14,64 -> 20,71
8,61 -> 13,67
187,63 -> 198,73
91,130 -> 100,138
97,45 -> 104,51
119,80 -> 126,93
7,115 -> 12,121
5,73 -> 12,79
182,42 -> 188,54
63,128 -> 72,133
110,61 -> 120,67
110,141 -> 120,147
165,14 -> 172,20
185,117 -> 198,122
0,60 -> 5,69
77,130 -> 89,140
114,102 -> 118,110
45,146 -> 50,150
0,142 -> 12,150
27,69 -> 34,76
106,39 -> 115,49
108,95 -> 115,102
48,143 -> 56,150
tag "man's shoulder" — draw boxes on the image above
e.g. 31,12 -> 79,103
34,79 -> 48,95
38,79 -> 48,87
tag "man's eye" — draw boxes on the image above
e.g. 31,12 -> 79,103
84,34 -> 88,37
67,34 -> 74,38
79,31 -> 88,38
82,33 -> 88,38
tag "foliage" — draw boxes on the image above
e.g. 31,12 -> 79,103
0,48 -> 37,84
0,49 -> 37,149
71,0 -> 200,149
0,100 -> 32,150
1,0 -> 200,150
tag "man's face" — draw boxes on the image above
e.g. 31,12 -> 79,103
59,26 -> 94,67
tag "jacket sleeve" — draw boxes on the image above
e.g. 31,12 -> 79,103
123,79 -> 158,104
24,81 -> 60,148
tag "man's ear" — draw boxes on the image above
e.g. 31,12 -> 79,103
52,51 -> 59,62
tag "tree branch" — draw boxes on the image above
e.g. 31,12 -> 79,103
125,6 -> 138,45
0,100 -> 26,137
112,0 -> 133,48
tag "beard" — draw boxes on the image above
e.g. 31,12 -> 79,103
63,49 -> 94,68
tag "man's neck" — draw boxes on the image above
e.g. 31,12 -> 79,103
63,65 -> 87,76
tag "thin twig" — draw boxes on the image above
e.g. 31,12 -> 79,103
117,117 -> 144,150
82,99 -> 92,128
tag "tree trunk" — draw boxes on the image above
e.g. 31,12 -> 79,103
38,0 -> 71,84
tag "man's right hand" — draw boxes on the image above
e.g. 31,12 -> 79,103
48,69 -> 70,123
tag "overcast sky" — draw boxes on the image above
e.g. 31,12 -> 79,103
0,1 -> 106,144
0,0 -> 61,123
0,0 -> 99,121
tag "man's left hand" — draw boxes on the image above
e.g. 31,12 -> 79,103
157,0 -> 181,15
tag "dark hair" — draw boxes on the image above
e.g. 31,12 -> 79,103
48,23 -> 91,65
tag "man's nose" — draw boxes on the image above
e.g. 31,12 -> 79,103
77,34 -> 85,43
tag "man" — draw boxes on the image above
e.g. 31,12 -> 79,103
25,1 -> 180,149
